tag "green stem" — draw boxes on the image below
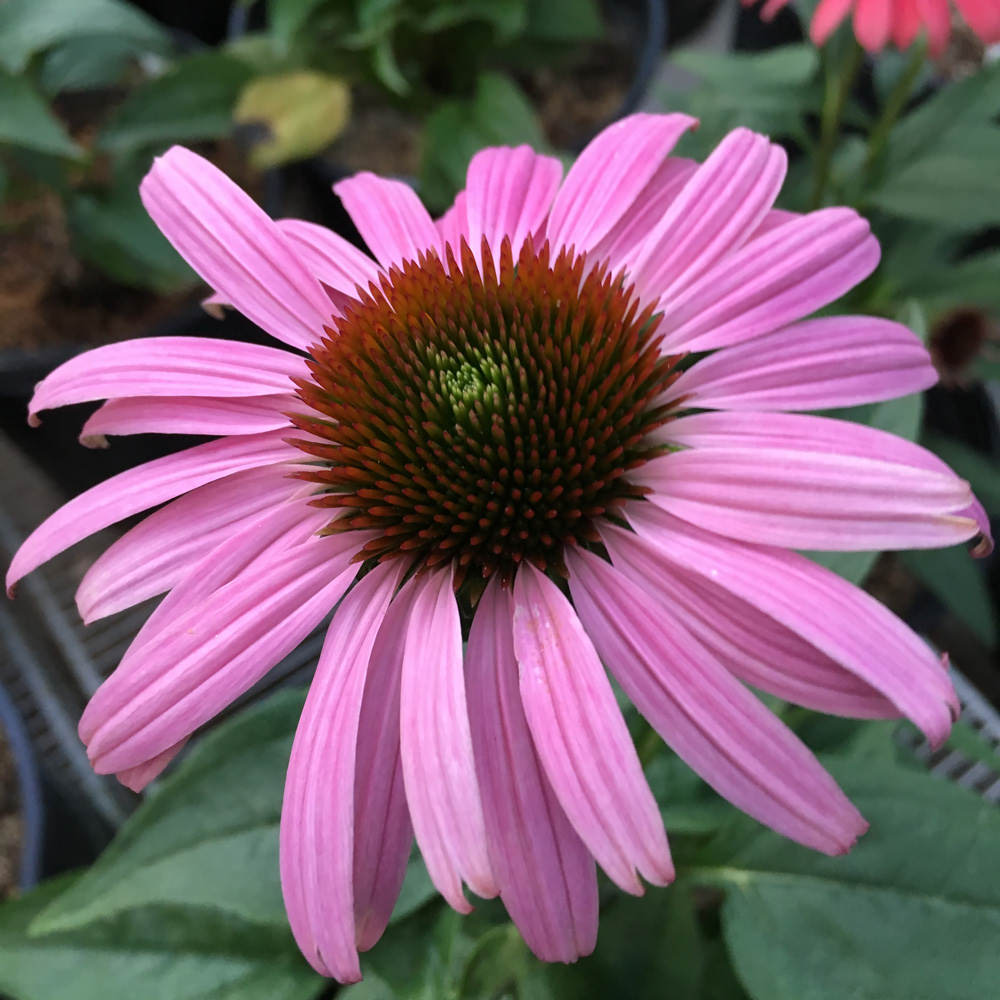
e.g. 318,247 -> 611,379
810,42 -> 864,210
864,40 -> 928,178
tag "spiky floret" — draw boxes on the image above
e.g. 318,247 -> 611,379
291,236 -> 681,585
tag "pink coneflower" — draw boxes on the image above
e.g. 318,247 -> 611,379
744,0 -> 1000,54
7,114 -> 991,981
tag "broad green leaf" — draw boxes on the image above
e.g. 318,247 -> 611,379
99,52 -> 255,154
420,71 -> 544,212
32,691 -> 306,935
0,877 -> 322,1000
39,35 -> 140,94
923,250 -> 1000,314
646,747 -> 731,836
0,71 -> 80,158
523,0 -> 600,42
0,0 -> 168,73
944,720 -> 1000,775
694,759 -> 1000,1000
901,546 -> 996,646
422,0 -> 529,42
268,0 -> 329,50
235,70 -> 351,168
672,44 -> 819,88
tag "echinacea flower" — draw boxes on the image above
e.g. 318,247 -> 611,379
8,113 -> 992,981
744,0 -> 1000,54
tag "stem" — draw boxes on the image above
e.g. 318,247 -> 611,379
810,42 -> 863,210
864,40 -> 928,177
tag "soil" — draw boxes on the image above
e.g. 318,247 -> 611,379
0,727 -> 22,900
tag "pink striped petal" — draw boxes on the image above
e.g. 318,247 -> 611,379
625,504 -> 958,746
140,147 -> 332,351
353,584 -> 416,952
400,565 -> 496,911
280,560 -> 403,982
83,531 -> 361,773
545,113 -> 697,255
670,316 -> 936,411
600,523 -> 897,719
512,563 -> 673,894
811,0 -> 855,44
917,0 -> 953,53
638,446 -> 975,551
750,208 -> 799,240
80,394 -> 295,443
590,157 -> 698,267
7,430 -> 297,595
76,465 -> 300,623
28,337 -> 304,424
467,579 -> 598,962
277,218 -> 382,296
853,0 -> 892,49
658,410 -> 992,555
334,173 -> 441,270
466,146 -> 562,267
568,547 -> 867,854
115,739 -> 187,793
436,190 -> 469,252
630,129 -> 787,303
657,207 -> 880,353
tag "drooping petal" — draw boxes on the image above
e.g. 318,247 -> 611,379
810,0 -> 856,44
545,113 -> 697,255
28,337 -> 305,424
917,0 -> 953,54
280,560 -> 403,982
76,466 -> 300,623
277,218 -> 382,295
467,579 -> 598,962
7,430 -> 297,595
80,394 -> 296,444
630,129 -> 787,303
511,563 -> 673,894
624,504 -> 958,746
657,410 -> 992,555
657,207 -> 880,353
399,565 -> 496,911
82,531 -> 362,773
334,173 -> 442,270
669,316 -> 936,411
114,739 -> 187,793
567,547 -> 867,854
853,0 -> 892,50
353,584 -> 417,952
600,522 -> 897,719
465,146 -> 563,267
140,147 -> 332,351
637,446 -> 974,552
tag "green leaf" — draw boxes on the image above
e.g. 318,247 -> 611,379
646,748 -> 731,836
420,71 -> 544,212
694,759 -> 1000,1000
901,546 -> 996,646
944,719 -> 1000,776
39,35 -> 140,94
0,71 -> 80,157
0,877 -> 322,1000
235,70 -> 351,168
99,52 -> 255,155
268,0 -> 330,51
422,0 -> 529,42
32,690 -> 306,935
523,0 -> 600,42
0,0 -> 169,74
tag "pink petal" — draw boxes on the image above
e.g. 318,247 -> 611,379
81,529 -> 362,773
750,207 -> 799,239
810,0 -> 855,44
140,147 -> 332,351
657,207 -> 880,353
625,503 -> 958,746
545,113 -> 697,255
657,410 -> 992,555
511,563 -> 673,894
917,0 -> 953,54
467,579 -> 598,962
114,739 -> 187,793
669,316 -> 936,411
399,565 -> 497,911
853,0 -> 892,49
7,430 -> 297,595
600,523 -> 897,719
28,337 -> 305,425
277,218 -> 382,296
568,547 -> 867,854
954,0 -> 1000,42
80,394 -> 295,444
280,560 -> 403,982
638,446 -> 975,552
465,146 -> 563,267
435,189 -> 469,252
333,173 -> 441,270
76,465 -> 299,623
353,585 -> 417,952
630,129 -> 787,303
